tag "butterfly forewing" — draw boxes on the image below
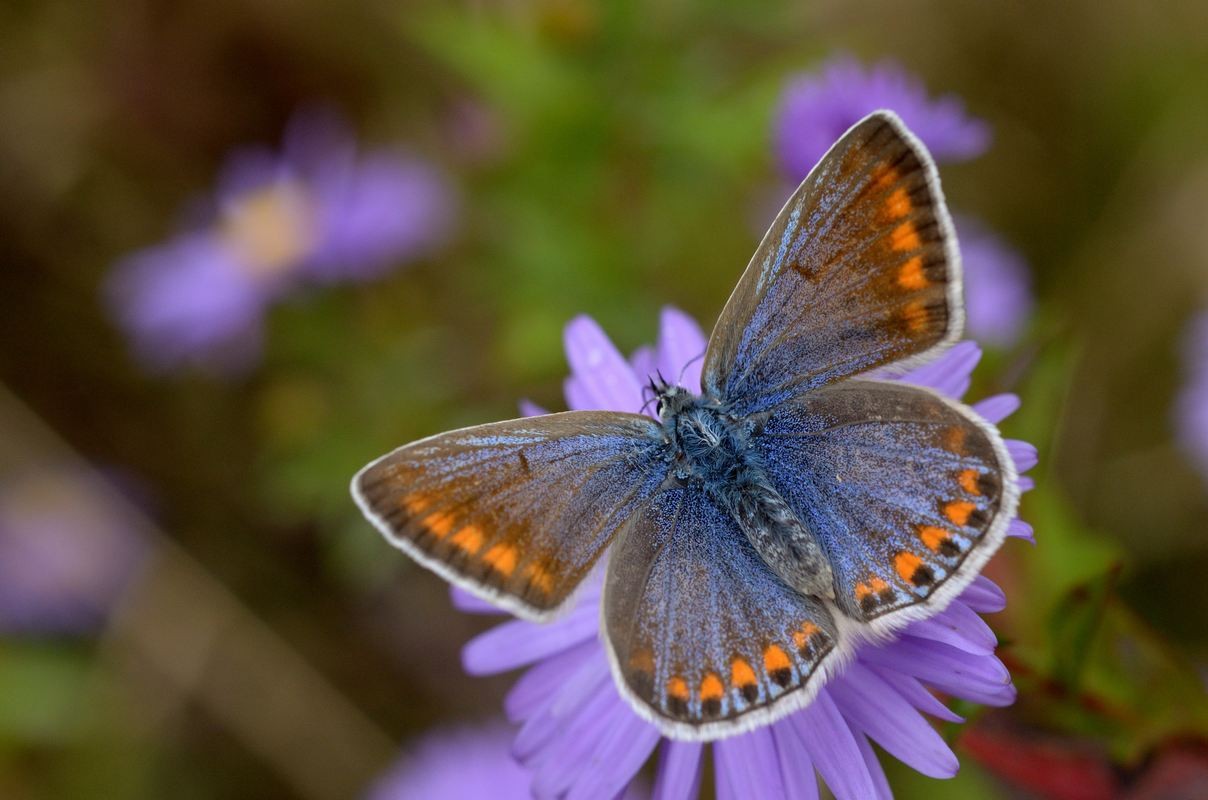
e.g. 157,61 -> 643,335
604,484 -> 840,740
754,380 -> 1017,627
703,111 -> 962,415
353,412 -> 669,620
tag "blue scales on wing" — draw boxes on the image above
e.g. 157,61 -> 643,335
603,484 -> 840,739
753,380 -> 1017,626
353,412 -> 670,620
703,112 -> 962,415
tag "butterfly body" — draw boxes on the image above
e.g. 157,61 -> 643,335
657,381 -> 836,599
353,111 -> 1020,740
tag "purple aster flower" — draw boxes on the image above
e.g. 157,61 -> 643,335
775,55 -> 991,182
453,306 -> 1036,798
106,109 -> 455,373
954,216 -> 1034,348
0,467 -> 149,635
1176,311 -> 1208,485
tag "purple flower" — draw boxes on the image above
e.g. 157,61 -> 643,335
1177,311 -> 1208,485
454,306 -> 1036,798
106,110 -> 455,373
955,216 -> 1034,347
775,55 -> 991,183
365,723 -> 534,800
0,467 -> 149,634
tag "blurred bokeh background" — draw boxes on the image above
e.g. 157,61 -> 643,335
2,1 -> 1207,797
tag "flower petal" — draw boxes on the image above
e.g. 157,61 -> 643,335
828,662 -> 960,778
449,586 -> 505,615
504,640 -> 595,722
714,727 -> 786,800
959,576 -> 1008,614
519,399 -> 548,417
907,601 -> 998,655
563,315 -> 644,412
899,341 -> 981,398
462,603 -> 597,675
865,664 -> 965,723
565,706 -> 660,800
855,733 -> 894,800
862,637 -> 1013,706
654,740 -> 704,800
972,393 -> 1019,424
1007,439 -> 1039,471
787,691 -> 879,800
771,721 -> 819,800
656,306 -> 708,393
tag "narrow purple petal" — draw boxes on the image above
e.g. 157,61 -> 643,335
972,393 -> 1020,424
907,601 -> 998,655
563,315 -> 645,412
863,637 -> 1012,705
530,684 -> 633,797
865,664 -> 965,723
565,706 -> 660,800
855,734 -> 894,800
828,663 -> 960,778
449,586 -> 505,614
787,691 -> 879,800
462,604 -> 597,675
715,727 -> 786,800
771,720 -> 819,800
629,345 -> 658,386
656,306 -> 708,393
1007,440 -> 1039,471
898,341 -> 981,398
514,656 -> 612,764
504,641 -> 596,722
1008,518 -> 1036,543
959,576 -> 1008,614
654,741 -> 704,800
1017,476 -> 1036,492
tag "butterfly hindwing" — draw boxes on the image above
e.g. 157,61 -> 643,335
603,484 -> 840,740
754,380 -> 1018,627
703,110 -> 962,415
353,412 -> 669,620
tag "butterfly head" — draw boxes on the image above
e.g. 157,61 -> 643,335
650,374 -> 695,422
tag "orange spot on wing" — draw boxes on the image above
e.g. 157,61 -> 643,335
901,300 -> 930,333
731,658 -> 757,688
855,577 -> 889,600
524,562 -> 555,594
401,493 -> 430,515
897,256 -> 927,290
959,468 -> 982,495
895,552 -> 923,583
943,426 -> 967,452
666,676 -> 689,701
919,525 -> 951,552
880,187 -> 913,222
629,649 -> 654,672
763,645 -> 791,674
945,501 -> 976,527
700,673 -> 724,702
869,165 -> 899,192
792,621 -> 820,650
421,511 -> 456,538
451,524 -> 485,554
482,543 -> 517,576
890,221 -> 922,252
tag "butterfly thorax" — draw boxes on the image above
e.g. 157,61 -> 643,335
657,386 -> 836,599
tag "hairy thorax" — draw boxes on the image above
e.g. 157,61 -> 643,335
657,387 -> 836,599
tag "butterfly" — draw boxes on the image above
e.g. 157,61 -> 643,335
351,110 -> 1019,740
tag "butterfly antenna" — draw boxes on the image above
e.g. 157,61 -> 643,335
677,350 -> 706,386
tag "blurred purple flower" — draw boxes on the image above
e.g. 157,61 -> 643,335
106,110 -> 455,373
955,216 -> 1034,347
453,306 -> 1036,799
775,55 -> 991,183
365,723 -> 533,800
0,467 -> 149,634
1177,311 -> 1208,485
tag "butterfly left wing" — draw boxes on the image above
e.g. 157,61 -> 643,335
702,111 -> 962,415
353,412 -> 669,621
603,483 -> 842,740
753,380 -> 1018,628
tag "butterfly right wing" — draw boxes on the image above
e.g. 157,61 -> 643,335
703,111 -> 962,415
353,412 -> 670,621
603,483 -> 842,740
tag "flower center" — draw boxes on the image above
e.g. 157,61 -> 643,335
219,180 -> 317,280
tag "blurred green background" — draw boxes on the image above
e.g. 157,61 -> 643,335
2,1 -> 1207,797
